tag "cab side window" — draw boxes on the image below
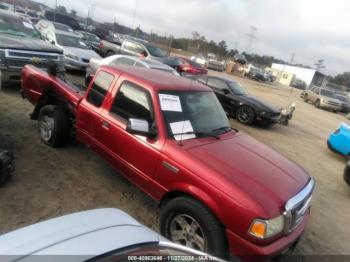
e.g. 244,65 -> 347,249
86,71 -> 114,107
113,57 -> 135,66
111,81 -> 154,123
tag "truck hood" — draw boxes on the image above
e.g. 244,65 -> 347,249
186,133 -> 310,212
63,46 -> 101,60
0,35 -> 63,53
239,94 -> 281,113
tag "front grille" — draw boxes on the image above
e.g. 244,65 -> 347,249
7,59 -> 59,70
8,51 -> 59,61
327,101 -> 340,106
4,49 -> 63,71
284,177 -> 315,234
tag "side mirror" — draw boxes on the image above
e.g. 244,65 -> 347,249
126,118 -> 156,138
223,88 -> 230,95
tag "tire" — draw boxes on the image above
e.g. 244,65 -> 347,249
160,197 -> 227,257
106,51 -> 115,57
235,106 -> 255,125
0,150 -> 14,187
38,105 -> 70,148
303,94 -> 309,103
315,99 -> 320,108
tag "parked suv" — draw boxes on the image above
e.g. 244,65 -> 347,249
0,10 -> 64,86
303,86 -> 343,112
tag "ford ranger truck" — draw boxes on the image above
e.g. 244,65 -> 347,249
21,64 -> 315,261
0,10 -> 64,87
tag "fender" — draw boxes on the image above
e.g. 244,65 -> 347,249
162,182 -> 227,227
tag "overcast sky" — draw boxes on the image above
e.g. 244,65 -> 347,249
39,0 -> 349,75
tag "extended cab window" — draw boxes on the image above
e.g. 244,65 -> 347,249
111,81 -> 154,123
113,57 -> 135,66
86,71 -> 114,107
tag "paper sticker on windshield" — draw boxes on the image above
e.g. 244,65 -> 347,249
23,22 -> 34,29
159,94 -> 182,112
170,120 -> 195,140
79,41 -> 87,46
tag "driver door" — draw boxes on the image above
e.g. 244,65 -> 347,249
95,80 -> 164,192
206,77 -> 233,111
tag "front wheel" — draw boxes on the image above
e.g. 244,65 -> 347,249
236,106 -> 255,125
160,197 -> 227,257
38,105 -> 70,148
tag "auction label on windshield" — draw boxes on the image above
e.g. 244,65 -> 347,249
159,94 -> 182,112
23,22 -> 34,29
170,120 -> 195,140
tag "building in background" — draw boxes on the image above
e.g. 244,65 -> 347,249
271,63 -> 326,89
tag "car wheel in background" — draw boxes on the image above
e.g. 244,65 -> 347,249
303,94 -> 309,102
38,105 -> 69,148
236,106 -> 255,125
106,51 -> 115,57
315,100 -> 321,108
0,150 -> 14,187
160,197 -> 227,258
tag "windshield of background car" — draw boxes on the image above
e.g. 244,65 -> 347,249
184,58 -> 202,67
159,91 -> 230,140
56,33 -> 88,49
146,45 -> 167,57
86,33 -> 100,42
320,89 -> 336,98
54,23 -> 73,32
228,82 -> 248,95
0,13 -> 41,38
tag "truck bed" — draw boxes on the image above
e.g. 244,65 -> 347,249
21,65 -> 85,115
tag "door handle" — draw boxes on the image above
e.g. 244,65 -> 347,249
101,120 -> 110,130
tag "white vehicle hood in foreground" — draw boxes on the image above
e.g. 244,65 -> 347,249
63,46 -> 101,60
0,208 -> 160,261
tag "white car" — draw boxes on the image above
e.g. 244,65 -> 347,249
86,55 -> 179,85
36,20 -> 101,71
0,209 -> 221,262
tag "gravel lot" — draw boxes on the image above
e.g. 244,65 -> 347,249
0,70 -> 349,256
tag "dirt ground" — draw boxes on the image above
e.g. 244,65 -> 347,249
0,70 -> 349,257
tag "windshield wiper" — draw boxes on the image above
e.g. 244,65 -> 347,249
176,131 -> 220,140
211,126 -> 239,133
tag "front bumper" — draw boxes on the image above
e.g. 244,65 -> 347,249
320,101 -> 342,111
226,212 -> 310,261
65,58 -> 88,71
0,68 -> 22,83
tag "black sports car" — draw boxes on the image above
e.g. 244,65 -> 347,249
191,75 -> 281,125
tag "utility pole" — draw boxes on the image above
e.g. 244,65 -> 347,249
245,26 -> 257,54
53,0 -> 58,22
131,0 -> 139,30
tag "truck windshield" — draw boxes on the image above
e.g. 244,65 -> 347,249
160,91 -> 231,140
320,89 -> 336,98
146,45 -> 167,57
0,13 -> 41,38
56,33 -> 88,49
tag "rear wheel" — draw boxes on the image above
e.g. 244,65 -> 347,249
38,105 -> 70,148
315,99 -> 321,108
236,106 -> 255,125
303,94 -> 309,103
160,197 -> 227,258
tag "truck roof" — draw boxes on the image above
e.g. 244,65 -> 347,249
100,65 -> 212,92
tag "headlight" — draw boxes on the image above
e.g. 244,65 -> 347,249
0,49 -> 5,57
248,215 -> 285,239
58,54 -> 65,62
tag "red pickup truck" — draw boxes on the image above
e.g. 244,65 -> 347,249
21,65 -> 315,260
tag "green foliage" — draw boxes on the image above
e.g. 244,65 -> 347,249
328,72 -> 350,88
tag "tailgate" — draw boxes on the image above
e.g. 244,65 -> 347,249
21,65 -> 85,113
